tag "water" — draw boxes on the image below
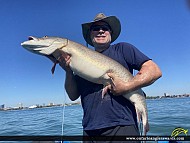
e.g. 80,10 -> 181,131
147,98 -> 190,136
0,98 -> 190,143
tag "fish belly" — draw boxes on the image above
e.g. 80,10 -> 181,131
70,55 -> 109,84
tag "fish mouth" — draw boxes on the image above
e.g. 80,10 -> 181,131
33,47 -> 47,52
28,36 -> 38,41
21,36 -> 38,47
21,36 -> 48,50
21,43 -> 46,49
21,36 -> 59,55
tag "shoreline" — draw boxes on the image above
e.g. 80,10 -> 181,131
1,95 -> 189,111
146,94 -> 190,99
0,102 -> 81,112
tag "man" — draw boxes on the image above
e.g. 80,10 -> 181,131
58,13 -> 162,142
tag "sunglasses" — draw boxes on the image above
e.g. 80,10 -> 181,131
90,25 -> 111,32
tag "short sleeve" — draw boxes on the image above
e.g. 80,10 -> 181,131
120,42 -> 151,71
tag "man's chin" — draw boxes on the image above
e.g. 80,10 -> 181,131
95,40 -> 109,45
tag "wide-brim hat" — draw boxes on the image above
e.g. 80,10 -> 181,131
82,13 -> 121,46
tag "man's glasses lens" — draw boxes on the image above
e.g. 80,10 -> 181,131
91,26 -> 110,31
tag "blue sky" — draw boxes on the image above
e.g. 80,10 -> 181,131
0,0 -> 190,107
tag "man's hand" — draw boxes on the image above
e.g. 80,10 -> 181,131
46,55 -> 58,64
58,54 -> 72,73
52,49 -> 72,73
107,73 -> 128,96
46,49 -> 72,74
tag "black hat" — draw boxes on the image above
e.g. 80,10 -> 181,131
82,13 -> 121,46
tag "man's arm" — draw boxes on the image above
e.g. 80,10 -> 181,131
64,71 -> 80,101
107,60 -> 162,95
58,54 -> 80,101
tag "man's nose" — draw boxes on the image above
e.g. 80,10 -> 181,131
98,29 -> 105,34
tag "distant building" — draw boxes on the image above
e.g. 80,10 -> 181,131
18,103 -> 23,109
49,103 -> 54,106
0,104 -> 5,109
29,105 -> 37,109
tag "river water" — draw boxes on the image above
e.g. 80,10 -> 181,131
0,98 -> 190,143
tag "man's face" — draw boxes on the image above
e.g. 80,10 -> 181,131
90,21 -> 112,47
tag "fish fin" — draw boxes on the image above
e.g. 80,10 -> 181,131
102,86 -> 109,99
143,122 -> 149,136
51,62 -> 57,75
136,107 -> 142,131
136,106 -> 149,136
101,73 -> 116,98
101,74 -> 114,98
45,55 -> 58,75
104,73 -> 116,87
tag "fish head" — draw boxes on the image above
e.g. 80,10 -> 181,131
21,36 -> 68,55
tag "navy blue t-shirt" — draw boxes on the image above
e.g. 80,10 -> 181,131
75,42 -> 150,131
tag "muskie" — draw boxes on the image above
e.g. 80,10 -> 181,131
21,36 -> 149,135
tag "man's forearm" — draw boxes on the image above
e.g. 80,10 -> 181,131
65,72 -> 80,101
107,60 -> 162,95
126,60 -> 162,93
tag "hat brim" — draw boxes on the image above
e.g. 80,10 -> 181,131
82,16 -> 121,46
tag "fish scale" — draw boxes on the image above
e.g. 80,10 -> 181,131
21,36 -> 149,135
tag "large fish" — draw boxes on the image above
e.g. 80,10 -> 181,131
21,36 -> 149,135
